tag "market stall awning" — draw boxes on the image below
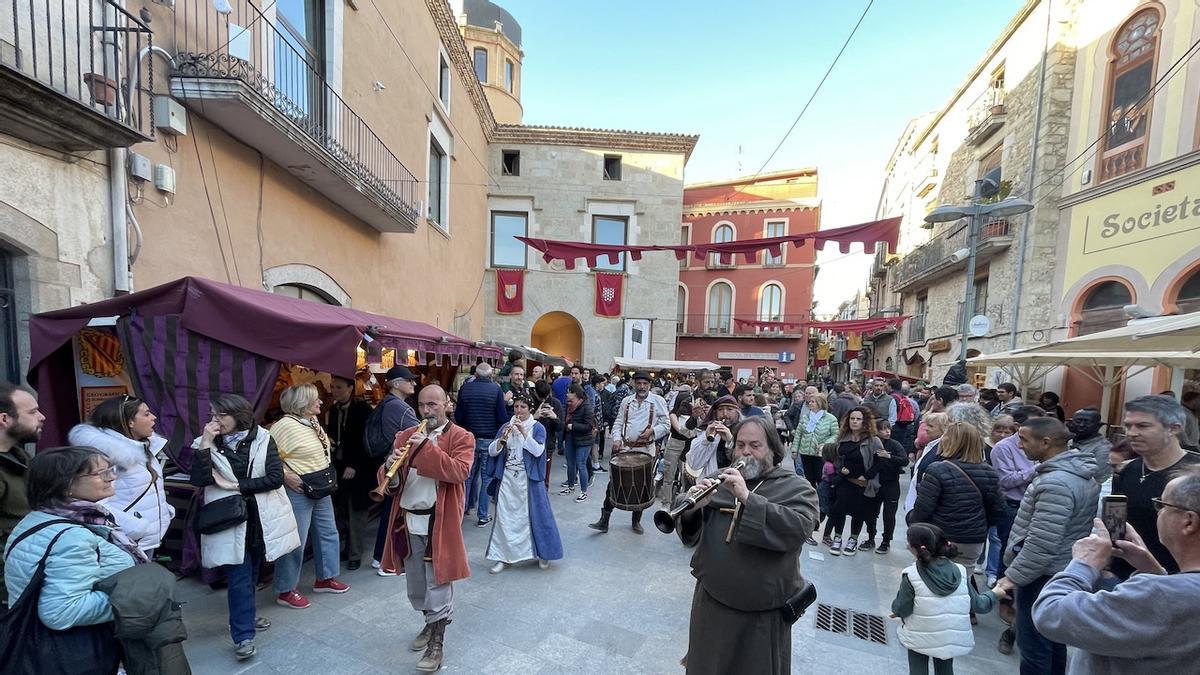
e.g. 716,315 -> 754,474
611,357 -> 721,372
862,369 -> 920,384
28,276 -> 501,380
1131,310 -> 1200,351
481,340 -> 569,368
1028,313 -> 1200,355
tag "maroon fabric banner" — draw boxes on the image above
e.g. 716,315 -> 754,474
733,318 -> 806,330
495,269 -> 524,314
595,273 -> 623,317
516,216 -> 901,269
732,316 -> 908,332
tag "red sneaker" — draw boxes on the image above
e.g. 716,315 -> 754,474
275,590 -> 310,609
313,578 -> 351,594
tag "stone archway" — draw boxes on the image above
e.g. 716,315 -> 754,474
531,311 -> 583,364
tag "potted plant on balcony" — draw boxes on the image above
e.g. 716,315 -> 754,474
83,73 -> 120,106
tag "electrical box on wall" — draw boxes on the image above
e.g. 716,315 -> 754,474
153,96 -> 188,136
128,152 -> 152,182
154,164 -> 176,194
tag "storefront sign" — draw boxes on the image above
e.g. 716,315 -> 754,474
927,339 -> 951,353
718,351 -> 780,360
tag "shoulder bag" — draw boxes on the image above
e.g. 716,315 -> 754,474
282,416 -> 338,500
0,523 -> 122,675
194,446 -> 253,535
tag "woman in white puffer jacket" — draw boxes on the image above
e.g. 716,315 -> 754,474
68,394 -> 175,555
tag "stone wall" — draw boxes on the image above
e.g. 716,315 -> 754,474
483,143 -> 686,368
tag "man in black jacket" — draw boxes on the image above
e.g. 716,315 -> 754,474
325,375 -> 374,571
862,420 -> 908,553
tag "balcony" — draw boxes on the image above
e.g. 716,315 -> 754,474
871,245 -> 891,279
171,0 -> 419,233
0,0 -> 154,150
965,86 -> 1005,146
893,218 -> 1012,292
676,313 -> 812,339
907,313 -> 927,344
1099,142 -> 1145,182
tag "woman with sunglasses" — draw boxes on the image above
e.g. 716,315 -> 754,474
68,394 -> 175,557
4,446 -> 148,672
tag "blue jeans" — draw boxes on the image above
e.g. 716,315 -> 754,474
223,540 -> 263,642
565,436 -> 590,492
996,498 -> 1020,578
986,526 -> 1002,576
464,439 -> 492,519
274,491 -> 341,593
1015,575 -> 1067,675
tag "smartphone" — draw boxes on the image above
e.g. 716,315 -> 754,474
1101,495 -> 1128,541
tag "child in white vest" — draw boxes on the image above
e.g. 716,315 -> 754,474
891,523 -> 1003,674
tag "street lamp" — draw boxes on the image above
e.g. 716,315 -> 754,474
923,178 -> 1034,364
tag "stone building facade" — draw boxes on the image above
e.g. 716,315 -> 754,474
866,0 -> 1078,386
482,131 -> 697,367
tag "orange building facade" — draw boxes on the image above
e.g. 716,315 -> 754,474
676,169 -> 820,381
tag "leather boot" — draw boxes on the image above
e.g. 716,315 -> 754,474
588,509 -> 611,533
410,621 -> 434,652
415,618 -> 447,672
631,510 -> 644,535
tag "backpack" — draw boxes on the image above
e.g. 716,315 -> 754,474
893,393 -> 916,423
363,397 -> 399,459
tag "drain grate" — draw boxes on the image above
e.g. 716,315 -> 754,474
814,603 -> 888,645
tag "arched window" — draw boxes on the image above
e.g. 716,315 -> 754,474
707,282 -> 733,334
677,285 -> 688,332
273,283 -> 336,304
1078,280 -> 1132,335
758,283 -> 783,321
709,223 -> 735,267
1175,268 -> 1200,313
1099,7 -> 1162,182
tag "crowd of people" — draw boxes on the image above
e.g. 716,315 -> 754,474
2,353 -> 1199,674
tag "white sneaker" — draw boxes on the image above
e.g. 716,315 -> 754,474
376,567 -> 399,577
370,559 -> 381,569
489,562 -> 507,574
843,538 -> 859,556
538,559 -> 550,570
974,562 -> 985,575
987,574 -> 998,588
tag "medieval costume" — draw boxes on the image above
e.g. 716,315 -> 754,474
485,416 -> 563,570
677,461 -> 819,675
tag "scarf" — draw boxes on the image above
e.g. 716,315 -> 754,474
567,398 -> 581,416
41,500 -> 150,563
804,410 -> 821,434
859,438 -> 883,499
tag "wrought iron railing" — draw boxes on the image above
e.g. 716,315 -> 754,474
967,85 -> 1005,130
173,0 -> 419,224
907,313 -> 927,343
0,0 -> 154,136
893,217 -> 1011,290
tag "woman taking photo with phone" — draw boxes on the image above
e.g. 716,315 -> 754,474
68,395 -> 174,557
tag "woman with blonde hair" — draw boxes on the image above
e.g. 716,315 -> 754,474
905,412 -> 949,512
271,383 -> 350,610
909,421 -> 1007,566
791,392 -> 839,488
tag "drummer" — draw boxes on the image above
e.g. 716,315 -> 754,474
588,370 -> 669,534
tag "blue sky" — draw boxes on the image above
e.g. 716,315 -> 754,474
499,0 -> 1026,315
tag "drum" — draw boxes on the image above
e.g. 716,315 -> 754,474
608,451 -> 656,511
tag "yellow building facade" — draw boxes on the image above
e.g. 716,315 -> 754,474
1056,0 -> 1200,404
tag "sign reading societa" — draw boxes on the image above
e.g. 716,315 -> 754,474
1079,162 -> 1200,254
1089,191 -> 1200,251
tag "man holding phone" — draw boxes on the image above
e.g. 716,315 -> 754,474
1030,470 -> 1200,673
993,417 -> 1102,675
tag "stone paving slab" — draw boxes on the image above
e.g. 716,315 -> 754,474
176,466 -> 1020,674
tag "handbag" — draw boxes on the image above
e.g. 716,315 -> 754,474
283,416 -> 338,500
194,494 -> 247,535
0,524 -> 123,675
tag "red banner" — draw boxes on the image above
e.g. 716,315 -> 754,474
495,269 -> 524,314
595,273 -> 623,317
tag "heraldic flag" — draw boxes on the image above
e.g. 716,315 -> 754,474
595,272 -> 623,317
496,269 -> 524,314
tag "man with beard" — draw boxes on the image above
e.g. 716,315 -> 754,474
686,396 -> 742,479
0,382 -> 44,606
673,415 -> 819,674
1067,407 -> 1112,483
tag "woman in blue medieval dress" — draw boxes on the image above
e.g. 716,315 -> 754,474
485,395 -> 563,573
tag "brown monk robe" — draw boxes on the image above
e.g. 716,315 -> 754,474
676,416 -> 819,675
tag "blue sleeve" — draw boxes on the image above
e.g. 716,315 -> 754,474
888,398 -> 897,425
39,531 -> 118,629
454,391 -> 467,426
494,388 -> 509,428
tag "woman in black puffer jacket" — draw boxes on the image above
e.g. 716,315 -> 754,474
909,421 -> 1007,566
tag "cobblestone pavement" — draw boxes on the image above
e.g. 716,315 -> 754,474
178,465 -> 1020,674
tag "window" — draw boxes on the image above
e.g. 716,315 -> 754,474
677,285 -> 687,332
504,59 -> 514,93
0,248 -> 19,382
438,53 -> 451,110
1176,268 -> 1200,313
758,283 -> 783,321
603,155 -> 622,181
1099,7 -> 1161,182
473,47 -> 488,83
275,0 -> 324,119
428,138 -> 447,227
709,223 -> 735,267
979,143 -> 1003,189
679,224 -> 691,268
273,283 -> 334,304
707,282 -> 733,334
763,220 -> 785,265
501,150 -> 520,176
1083,280 -> 1132,310
591,215 -> 627,271
974,274 -> 989,315
490,212 -> 527,268
909,294 -> 928,343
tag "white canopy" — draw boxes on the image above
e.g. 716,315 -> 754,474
611,357 -> 721,372
1031,312 -> 1200,354
1132,310 -> 1200,351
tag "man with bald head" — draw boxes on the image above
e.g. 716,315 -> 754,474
376,384 -> 475,672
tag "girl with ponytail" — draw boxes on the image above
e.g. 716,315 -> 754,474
891,523 -> 1004,674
